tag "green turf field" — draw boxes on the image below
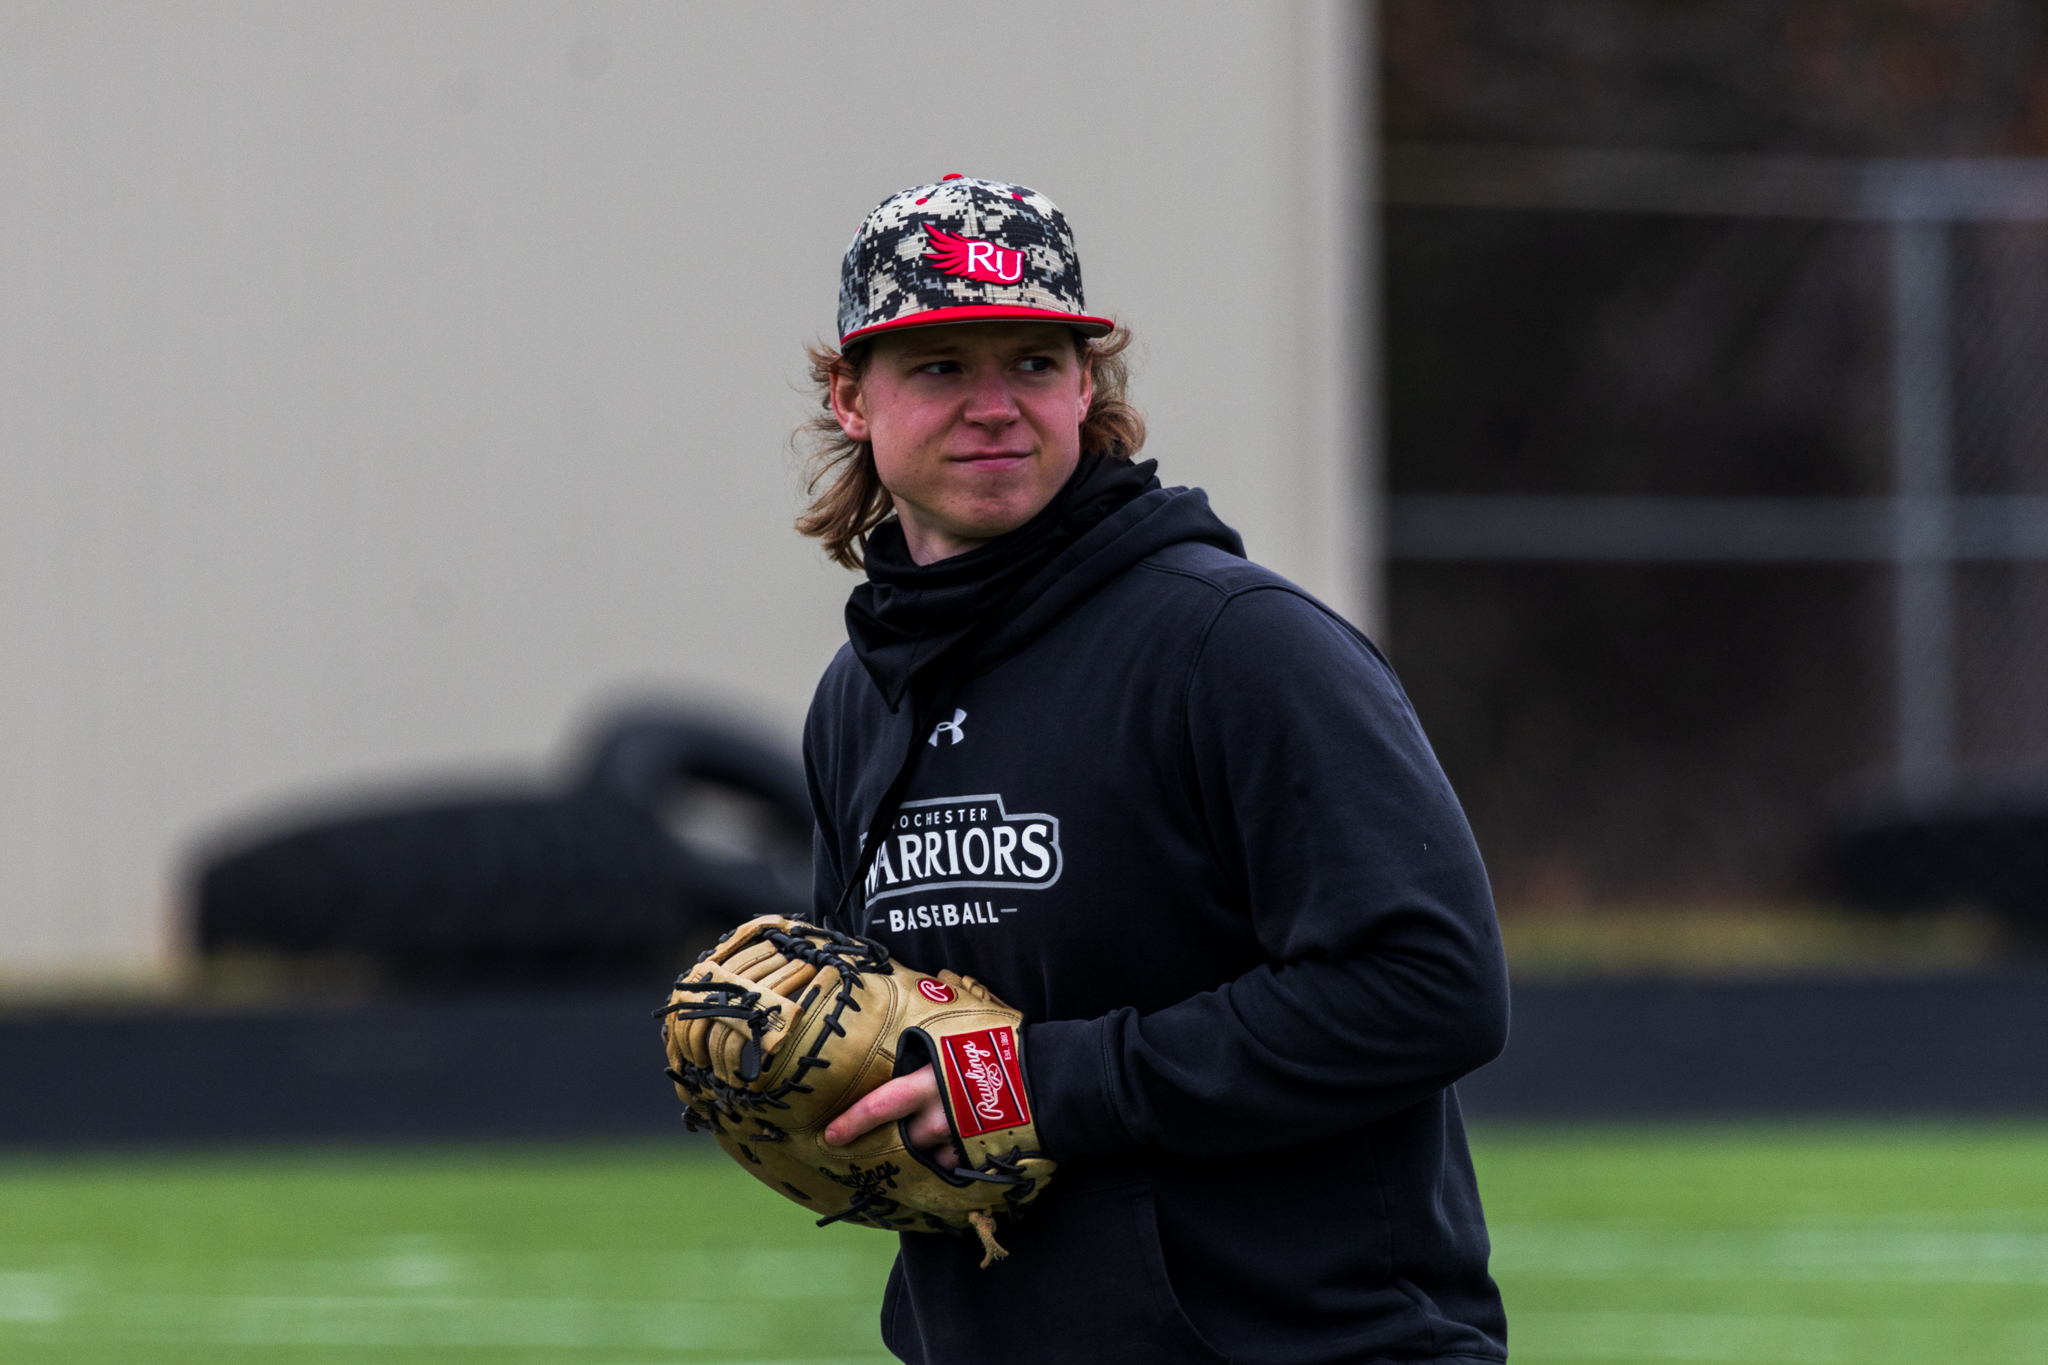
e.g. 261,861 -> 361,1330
1482,1125 -> 2048,1363
0,1126 -> 2043,1363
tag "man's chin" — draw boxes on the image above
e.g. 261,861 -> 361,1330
891,473 -> 1070,560
942,513 -> 1037,545
936,490 -> 1057,542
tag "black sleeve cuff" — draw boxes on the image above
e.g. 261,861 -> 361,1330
1022,1014 -> 1141,1161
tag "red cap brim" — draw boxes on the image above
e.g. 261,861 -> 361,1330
840,304 -> 1114,345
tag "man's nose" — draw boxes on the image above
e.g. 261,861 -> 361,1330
962,370 -> 1020,427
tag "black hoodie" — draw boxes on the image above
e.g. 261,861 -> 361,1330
803,476 -> 1510,1365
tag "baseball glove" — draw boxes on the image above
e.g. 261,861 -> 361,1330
658,916 -> 1055,1266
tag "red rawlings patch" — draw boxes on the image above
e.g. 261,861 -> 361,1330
917,978 -> 955,1004
939,1026 -> 1030,1137
924,226 -> 1025,285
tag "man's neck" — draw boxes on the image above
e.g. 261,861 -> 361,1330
897,505 -> 991,564
898,520 -> 988,565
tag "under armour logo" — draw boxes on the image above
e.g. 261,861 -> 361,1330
928,708 -> 967,746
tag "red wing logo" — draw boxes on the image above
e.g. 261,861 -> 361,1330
938,1026 -> 1030,1137
917,978 -> 956,1004
924,226 -> 1026,285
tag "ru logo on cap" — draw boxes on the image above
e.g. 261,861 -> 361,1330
924,227 -> 1025,285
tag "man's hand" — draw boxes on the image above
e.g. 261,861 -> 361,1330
824,1065 -> 957,1169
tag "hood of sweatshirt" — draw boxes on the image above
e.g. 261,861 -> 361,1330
844,456 -> 1244,709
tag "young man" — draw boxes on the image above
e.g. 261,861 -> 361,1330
799,175 -> 1509,1365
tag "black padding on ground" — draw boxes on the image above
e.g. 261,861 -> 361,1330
1459,973 -> 2048,1118
190,709 -> 813,987
196,796 -> 701,975
1829,799 -> 2048,935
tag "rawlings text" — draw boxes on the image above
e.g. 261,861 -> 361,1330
939,1026 -> 1031,1137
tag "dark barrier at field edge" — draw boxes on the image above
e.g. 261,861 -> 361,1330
1458,972 -> 2048,1119
0,992 -> 683,1147
3,973 -> 2047,1146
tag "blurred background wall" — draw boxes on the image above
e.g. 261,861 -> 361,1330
0,1 -> 1372,977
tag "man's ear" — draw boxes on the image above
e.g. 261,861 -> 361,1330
830,366 -> 871,442
1077,353 -> 1096,422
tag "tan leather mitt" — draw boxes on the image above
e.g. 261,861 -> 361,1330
658,915 -> 1056,1266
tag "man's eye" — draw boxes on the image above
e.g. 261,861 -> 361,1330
917,361 -> 961,375
1016,356 -> 1053,373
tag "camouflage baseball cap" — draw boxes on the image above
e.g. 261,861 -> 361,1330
837,174 -> 1113,345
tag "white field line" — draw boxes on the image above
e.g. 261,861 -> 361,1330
1514,1311 -> 2048,1364
89,1294 -> 877,1348
0,1245 -> 895,1332
0,1272 -> 65,1323
1493,1225 -> 2048,1283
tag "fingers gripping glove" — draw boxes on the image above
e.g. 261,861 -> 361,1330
658,916 -> 1055,1267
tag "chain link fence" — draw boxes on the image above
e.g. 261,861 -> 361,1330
1385,145 -> 2048,948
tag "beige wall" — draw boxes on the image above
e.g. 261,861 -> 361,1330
0,0 -> 1376,974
